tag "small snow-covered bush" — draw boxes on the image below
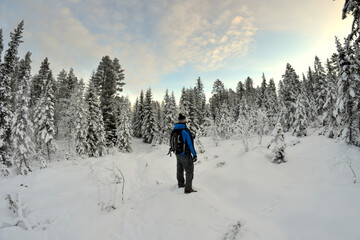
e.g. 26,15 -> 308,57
223,221 -> 242,240
216,162 -> 226,168
268,123 -> 287,164
89,162 -> 125,211
0,164 -> 11,177
4,191 -> 31,230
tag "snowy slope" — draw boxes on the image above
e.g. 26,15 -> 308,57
0,132 -> 360,240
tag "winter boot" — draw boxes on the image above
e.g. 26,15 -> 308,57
184,189 -> 197,194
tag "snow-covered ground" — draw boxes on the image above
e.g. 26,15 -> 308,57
1,131 -> 360,240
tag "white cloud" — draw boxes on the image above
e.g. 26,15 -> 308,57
2,0 -> 352,102
158,0 -> 257,71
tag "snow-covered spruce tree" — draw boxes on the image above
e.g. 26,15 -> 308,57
195,77 -> 207,126
277,80 -> 289,128
216,103 -> 233,139
256,73 -> 268,110
93,56 -> 125,147
305,67 -> 316,99
10,60 -> 22,114
132,90 -> 145,138
313,56 -> 327,125
350,43 -> 360,144
117,97 -> 132,152
33,61 -> 57,163
162,90 -> 175,140
162,90 -> 178,143
209,79 -> 227,120
323,55 -> 341,138
292,87 -> 308,137
179,87 -> 198,133
132,98 -> 140,137
73,79 -> 88,157
65,68 -> 78,97
303,68 -> 317,125
266,78 -> 279,128
53,69 -> 67,137
188,88 -> 200,134
179,87 -> 190,118
58,69 -> 79,155
142,88 -> 156,144
0,21 -> 24,165
151,101 -> 163,145
85,75 -> 106,157
11,52 -> 33,174
113,58 -> 126,93
228,88 -> 238,117
30,73 -> 48,111
32,58 -> 51,144
339,1 -> 360,145
336,37 -> 360,146
170,92 -> 178,118
235,81 -> 245,120
268,123 -> 286,164
244,77 -> 257,108
279,63 -> 301,131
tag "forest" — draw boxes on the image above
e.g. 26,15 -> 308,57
0,0 -> 359,176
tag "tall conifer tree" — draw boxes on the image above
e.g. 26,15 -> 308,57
313,56 -> 327,124
73,80 -> 88,157
163,89 -> 177,141
117,97 -> 132,152
0,21 -> 24,165
279,63 -> 301,131
33,59 -> 57,162
195,77 -> 206,126
142,88 -> 156,143
11,52 -> 33,174
94,56 -> 125,147
323,55 -> 340,138
336,38 -> 360,145
266,78 -> 278,127
179,87 -> 190,117
257,73 -> 268,110
86,75 -> 106,157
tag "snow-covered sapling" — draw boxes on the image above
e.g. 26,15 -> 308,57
267,123 -> 287,164
195,129 -> 205,153
223,221 -> 241,240
0,164 -> 11,177
4,188 -> 32,230
89,161 -> 125,211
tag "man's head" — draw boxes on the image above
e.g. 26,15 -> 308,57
178,113 -> 187,124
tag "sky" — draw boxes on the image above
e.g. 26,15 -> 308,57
0,0 -> 352,103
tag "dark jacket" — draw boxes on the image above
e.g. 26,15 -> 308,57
173,123 -> 196,157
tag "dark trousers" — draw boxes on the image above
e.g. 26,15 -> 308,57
176,154 -> 194,191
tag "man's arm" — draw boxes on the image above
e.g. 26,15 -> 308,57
182,130 -> 196,157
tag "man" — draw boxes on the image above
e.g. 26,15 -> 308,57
174,113 -> 197,194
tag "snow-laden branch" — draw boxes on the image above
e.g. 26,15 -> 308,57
346,156 -> 357,184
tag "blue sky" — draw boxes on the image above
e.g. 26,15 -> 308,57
0,0 -> 351,102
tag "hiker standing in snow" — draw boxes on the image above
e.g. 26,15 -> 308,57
267,123 -> 286,164
172,114 -> 197,194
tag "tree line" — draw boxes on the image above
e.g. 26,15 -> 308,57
0,1 -> 359,175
